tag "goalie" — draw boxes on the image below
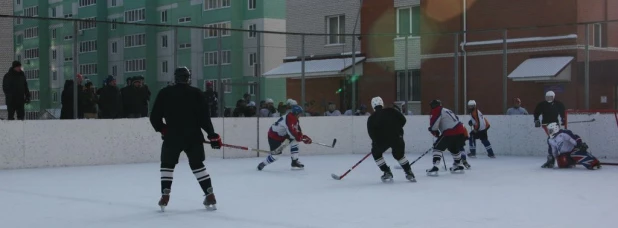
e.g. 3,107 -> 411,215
542,123 -> 601,170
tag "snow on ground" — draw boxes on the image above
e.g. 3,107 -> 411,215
0,154 -> 615,228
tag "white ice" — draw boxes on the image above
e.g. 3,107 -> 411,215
1,154 -> 615,228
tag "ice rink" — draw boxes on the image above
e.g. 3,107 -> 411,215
1,154 -> 615,228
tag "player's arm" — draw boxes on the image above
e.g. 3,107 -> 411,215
533,102 -> 543,120
197,91 -> 216,136
471,109 -> 480,131
428,108 -> 441,136
149,89 -> 165,132
395,109 -> 407,126
285,115 -> 303,141
367,116 -> 377,141
557,101 -> 566,124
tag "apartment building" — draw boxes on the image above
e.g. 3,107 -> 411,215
1,0 -> 14,119
13,0 -> 286,115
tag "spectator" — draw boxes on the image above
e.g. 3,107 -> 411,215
285,99 -> 297,115
2,61 -> 30,120
60,74 -> 85,119
243,93 -> 256,107
97,76 -> 123,119
324,102 -> 341,116
120,77 -> 133,118
355,104 -> 370,116
392,103 -> 402,113
233,99 -> 248,117
246,101 -> 257,117
506,98 -> 529,115
276,102 -> 287,116
122,78 -> 147,118
82,80 -> 98,119
203,81 -> 218,117
135,75 -> 151,117
259,98 -> 277,117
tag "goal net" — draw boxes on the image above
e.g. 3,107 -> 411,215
565,109 -> 618,165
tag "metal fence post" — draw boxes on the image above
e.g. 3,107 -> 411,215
301,34 -> 306,115
503,29 -> 508,113
217,31 -> 223,116
256,31 -> 262,156
453,33 -> 459,114
351,33 -> 356,112
404,36 -> 409,111
584,23 -> 590,110
73,20 -> 78,119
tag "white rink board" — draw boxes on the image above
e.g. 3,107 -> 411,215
0,114 -> 616,169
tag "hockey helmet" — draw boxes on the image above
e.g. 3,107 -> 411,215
429,99 -> 442,109
547,122 -> 560,137
371,96 -> 384,110
290,105 -> 303,115
545,91 -> 555,102
467,100 -> 476,107
174,67 -> 191,84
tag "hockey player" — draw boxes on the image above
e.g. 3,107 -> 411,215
427,100 -> 469,175
466,100 -> 495,158
367,96 -> 416,182
257,105 -> 312,170
150,67 -> 222,212
542,122 -> 601,170
534,91 -> 566,159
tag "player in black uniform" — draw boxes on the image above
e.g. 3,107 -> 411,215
533,90 -> 566,167
150,67 -> 222,212
367,96 -> 416,182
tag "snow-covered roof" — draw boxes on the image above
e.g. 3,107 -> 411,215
463,34 -> 577,47
508,56 -> 573,82
263,57 -> 365,79
0,105 -> 6,110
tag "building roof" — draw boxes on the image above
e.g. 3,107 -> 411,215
263,57 -> 365,79
507,56 -> 574,81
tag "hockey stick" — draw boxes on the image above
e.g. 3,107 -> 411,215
204,140 -> 290,155
313,138 -> 337,148
567,119 -> 596,124
331,152 -> 372,180
394,147 -> 434,169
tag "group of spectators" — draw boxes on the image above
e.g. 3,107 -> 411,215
60,75 -> 151,119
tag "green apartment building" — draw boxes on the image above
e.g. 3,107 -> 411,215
13,0 -> 287,117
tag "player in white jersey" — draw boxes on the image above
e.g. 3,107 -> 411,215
427,100 -> 469,175
466,100 -> 495,158
543,123 -> 601,170
257,105 -> 312,170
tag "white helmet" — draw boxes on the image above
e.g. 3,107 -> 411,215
265,98 -> 274,104
467,100 -> 476,107
371,96 -> 384,110
545,91 -> 555,102
547,122 -> 560,137
286,99 -> 297,106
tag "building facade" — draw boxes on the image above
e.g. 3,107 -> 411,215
421,0 -> 618,114
13,0 -> 286,117
1,0 -> 15,119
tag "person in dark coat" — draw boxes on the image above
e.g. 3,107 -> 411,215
203,81 -> 218,117
135,76 -> 151,117
120,77 -> 133,118
60,74 -> 85,119
82,80 -> 98,119
121,78 -> 147,118
97,75 -> 123,119
2,61 -> 30,120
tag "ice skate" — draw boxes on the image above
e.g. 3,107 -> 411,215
462,160 -> 471,169
467,153 -> 476,158
449,163 -> 465,174
381,170 -> 394,182
404,170 -> 416,182
291,159 -> 304,170
488,153 -> 496,158
426,166 -> 439,176
203,187 -> 217,211
541,155 -> 555,168
257,162 -> 266,171
158,188 -> 171,212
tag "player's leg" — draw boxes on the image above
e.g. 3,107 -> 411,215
541,140 -> 555,168
257,138 -> 285,170
427,136 -> 448,175
289,140 -> 304,169
556,153 -> 576,168
185,143 -> 217,210
372,143 -> 393,181
447,135 -> 466,173
468,131 -> 477,157
158,141 -> 183,211
570,149 -> 601,170
459,145 -> 471,169
478,130 -> 495,158
390,139 -> 416,182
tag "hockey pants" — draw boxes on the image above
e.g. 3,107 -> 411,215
371,137 -> 411,173
262,137 -> 297,165
468,130 -> 494,156
557,149 -> 600,170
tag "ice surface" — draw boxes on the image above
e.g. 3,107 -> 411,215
1,154 -> 615,228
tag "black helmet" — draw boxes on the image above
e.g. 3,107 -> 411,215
429,99 -> 442,109
174,67 -> 191,84
126,76 -> 133,83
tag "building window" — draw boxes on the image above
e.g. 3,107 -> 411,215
248,52 -> 256,66
79,0 -> 96,7
204,79 -> 218,91
25,48 -> 39,59
111,18 -> 118,30
125,59 -> 146,72
64,14 -> 73,18
79,40 -> 97,53
397,6 -> 420,37
52,71 -> 57,80
248,0 -> 256,10
17,54 -> 21,62
51,7 -> 56,17
178,17 -> 192,23
124,8 -> 146,23
29,91 -> 40,101
204,0 -> 231,10
24,27 -> 38,39
16,0 -> 21,6
52,92 -> 58,103
79,64 -> 98,75
124,33 -> 146,48
16,34 -> 22,44
52,28 -> 56,39
26,111 -> 39,120
161,35 -> 168,48
111,65 -> 117,76
326,15 -> 345,44
79,17 -> 97,31
15,14 -> 23,25
179,43 -> 192,49
52,49 -> 57,60
111,41 -> 117,54
248,24 -> 257,38
222,78 -> 231,93
24,6 -> 39,17
111,0 -> 117,7
65,35 -> 73,40
24,69 -> 40,80
247,82 -> 256,95
204,52 -> 218,66
221,50 -> 231,64
204,21 -> 231,38
592,23 -> 606,47
65,56 -> 73,61
161,10 -> 168,23
396,70 -> 421,102
162,61 -> 168,73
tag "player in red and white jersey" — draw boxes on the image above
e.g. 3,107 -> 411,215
427,100 -> 469,175
257,105 -> 312,170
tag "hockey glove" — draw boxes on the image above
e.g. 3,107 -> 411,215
534,120 -> 541,128
468,120 -> 474,126
431,131 -> 440,137
207,134 -> 222,149
301,135 -> 312,144
561,120 -> 566,126
576,142 -> 589,151
160,125 -> 168,140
